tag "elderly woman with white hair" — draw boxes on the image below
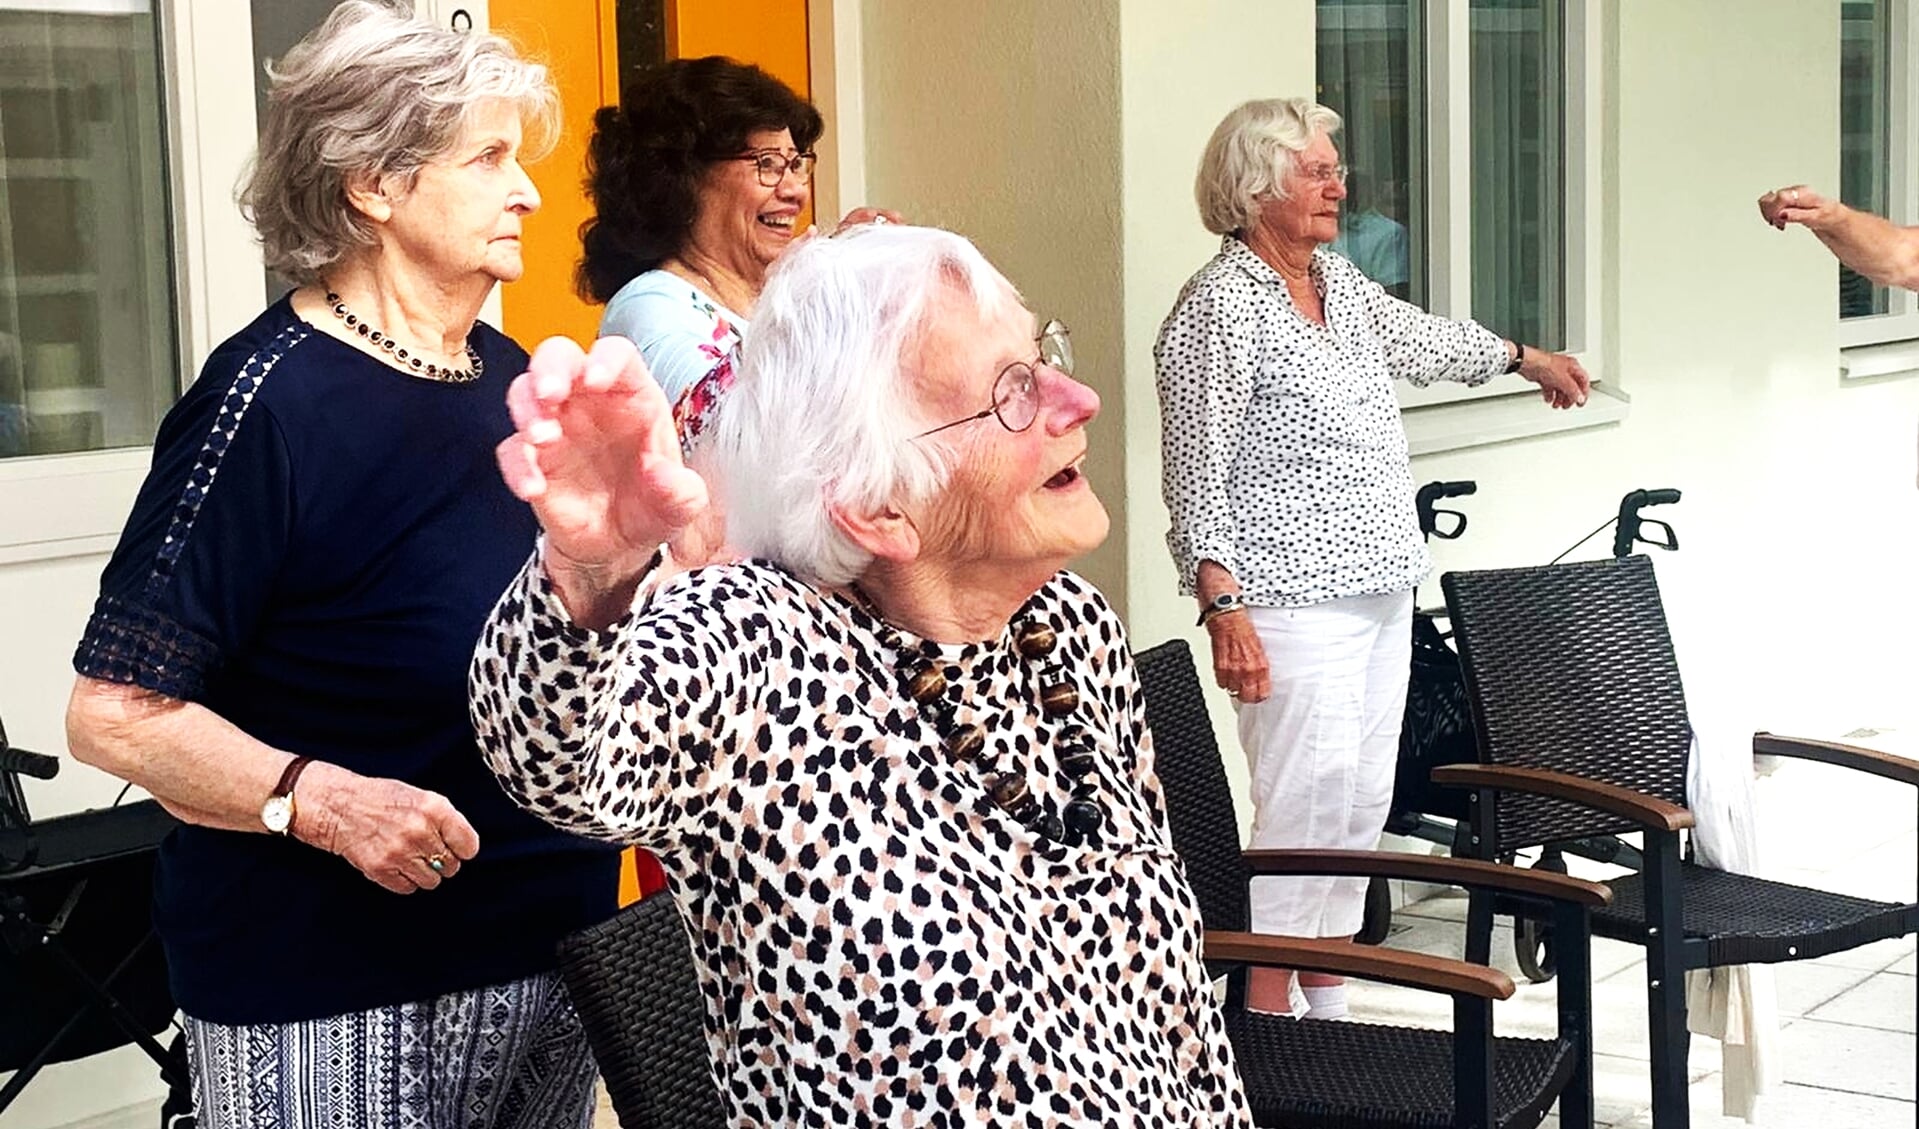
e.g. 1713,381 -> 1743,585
1154,97 -> 1590,1020
471,223 -> 1255,1127
64,4 -> 619,1124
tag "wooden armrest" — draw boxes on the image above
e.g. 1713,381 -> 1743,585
1204,931 -> 1515,1001
1431,764 -> 1695,832
1240,848 -> 1611,908
1754,733 -> 1919,788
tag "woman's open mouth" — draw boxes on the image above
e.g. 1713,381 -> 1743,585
1043,458 -> 1086,490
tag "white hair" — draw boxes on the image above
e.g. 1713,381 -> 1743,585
1194,97 -> 1342,235
700,224 -> 1018,585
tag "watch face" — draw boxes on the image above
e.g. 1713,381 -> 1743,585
262,795 -> 293,834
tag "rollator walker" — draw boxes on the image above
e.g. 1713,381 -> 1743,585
1358,484 -> 1683,984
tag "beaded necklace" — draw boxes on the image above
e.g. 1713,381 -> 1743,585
856,592 -> 1108,848
323,291 -> 483,383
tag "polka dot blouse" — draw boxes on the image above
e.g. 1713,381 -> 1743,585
1154,235 -> 1508,607
469,554 -> 1254,1128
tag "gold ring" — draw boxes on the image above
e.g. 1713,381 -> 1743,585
426,854 -> 446,874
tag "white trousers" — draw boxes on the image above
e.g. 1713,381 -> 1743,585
1236,590 -> 1413,939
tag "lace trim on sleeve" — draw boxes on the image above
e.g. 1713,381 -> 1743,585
72,595 -> 222,701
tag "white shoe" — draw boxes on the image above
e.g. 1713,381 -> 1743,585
1300,982 -> 1349,1020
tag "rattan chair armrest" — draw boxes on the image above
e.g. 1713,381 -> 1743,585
1204,931 -> 1516,1001
1240,848 -> 1611,907
1431,764 -> 1695,831
1754,732 -> 1919,788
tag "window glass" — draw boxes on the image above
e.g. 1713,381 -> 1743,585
0,3 -> 177,459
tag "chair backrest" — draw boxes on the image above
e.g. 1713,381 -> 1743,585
556,893 -> 727,1129
1441,555 -> 1693,853
1134,640 -> 1251,936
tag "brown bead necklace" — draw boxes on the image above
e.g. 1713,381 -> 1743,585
858,594 -> 1108,848
324,291 -> 483,384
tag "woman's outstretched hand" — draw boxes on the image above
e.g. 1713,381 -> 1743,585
498,335 -> 709,626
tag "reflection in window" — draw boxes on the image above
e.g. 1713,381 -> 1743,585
1317,0 -> 1426,305
1470,0 -> 1565,350
1840,0 -> 1891,320
0,4 -> 177,459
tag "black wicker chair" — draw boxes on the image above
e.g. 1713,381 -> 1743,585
1136,639 -> 1608,1129
1437,555 -> 1919,1128
556,892 -> 727,1129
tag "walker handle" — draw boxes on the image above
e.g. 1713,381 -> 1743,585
1415,481 -> 1477,541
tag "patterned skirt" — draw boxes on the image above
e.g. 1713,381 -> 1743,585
183,972 -> 597,1129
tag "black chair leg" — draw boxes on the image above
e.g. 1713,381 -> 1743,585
1554,901 -> 1596,1129
1465,888 -> 1495,966
1452,995 -> 1496,1129
1643,830 -> 1691,1128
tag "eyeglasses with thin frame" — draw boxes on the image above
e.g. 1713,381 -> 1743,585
735,148 -> 818,187
1298,162 -> 1349,187
912,320 -> 1073,440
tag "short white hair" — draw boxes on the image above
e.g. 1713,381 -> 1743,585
1194,97 -> 1342,235
701,225 -> 1018,585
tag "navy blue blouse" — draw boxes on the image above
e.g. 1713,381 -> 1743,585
74,296 -> 619,1026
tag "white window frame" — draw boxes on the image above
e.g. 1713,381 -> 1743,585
1369,0 -> 1627,452
0,0 -> 497,564
1394,0 -> 1606,408
1839,0 -> 1919,365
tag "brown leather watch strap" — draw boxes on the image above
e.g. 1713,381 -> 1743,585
276,756 -> 314,834
273,755 -> 314,800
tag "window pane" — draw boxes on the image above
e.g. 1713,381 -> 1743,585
251,0 -> 343,302
0,4 -> 177,459
1840,0 -> 1891,320
1317,0 -> 1427,306
1470,0 -> 1565,350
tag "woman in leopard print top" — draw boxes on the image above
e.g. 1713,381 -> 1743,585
470,224 -> 1253,1127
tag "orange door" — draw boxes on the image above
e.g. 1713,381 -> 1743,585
489,1 -> 620,350
670,1 -> 810,96
488,1 -> 812,906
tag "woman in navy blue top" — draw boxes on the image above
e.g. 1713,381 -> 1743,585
64,6 -> 616,1126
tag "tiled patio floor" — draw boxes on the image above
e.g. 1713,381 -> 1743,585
1354,734 -> 1917,1129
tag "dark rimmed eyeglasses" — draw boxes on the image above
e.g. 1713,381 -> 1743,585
912,320 -> 1073,440
735,148 -> 818,187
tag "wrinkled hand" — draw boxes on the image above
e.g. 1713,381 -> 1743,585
1518,349 -> 1590,409
1206,612 -> 1270,703
499,336 -> 710,583
296,762 -> 480,894
831,206 -> 907,235
1758,184 -> 1842,232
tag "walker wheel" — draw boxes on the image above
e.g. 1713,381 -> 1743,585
1356,875 -> 1393,946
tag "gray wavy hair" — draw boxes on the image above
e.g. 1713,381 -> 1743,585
238,0 -> 558,283
1194,97 -> 1342,236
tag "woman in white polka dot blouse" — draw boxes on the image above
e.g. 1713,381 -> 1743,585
1154,97 -> 1591,1020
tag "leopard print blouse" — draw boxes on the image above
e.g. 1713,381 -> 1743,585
470,554 -> 1253,1128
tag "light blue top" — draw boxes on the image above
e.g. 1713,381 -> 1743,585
599,270 -> 749,408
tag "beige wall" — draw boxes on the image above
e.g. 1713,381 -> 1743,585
860,0 -> 1919,825
858,0 -> 1129,610
1417,1 -> 1919,742
1117,0 -> 1317,649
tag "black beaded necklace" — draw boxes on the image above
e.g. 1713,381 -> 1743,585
323,291 -> 483,384
858,594 -> 1108,848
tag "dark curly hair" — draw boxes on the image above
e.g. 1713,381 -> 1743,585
578,56 -> 824,303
